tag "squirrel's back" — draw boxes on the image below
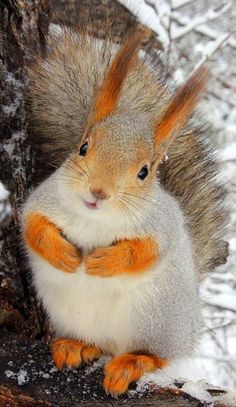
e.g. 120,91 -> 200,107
27,26 -> 228,276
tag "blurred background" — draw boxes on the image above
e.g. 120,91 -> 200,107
119,0 -> 236,390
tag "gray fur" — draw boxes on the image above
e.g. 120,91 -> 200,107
23,168 -> 200,358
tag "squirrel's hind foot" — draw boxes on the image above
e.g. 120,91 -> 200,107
103,353 -> 167,395
52,338 -> 102,369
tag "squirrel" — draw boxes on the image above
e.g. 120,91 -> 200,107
22,27 -> 227,395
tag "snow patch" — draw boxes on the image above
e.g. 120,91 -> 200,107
220,142 -> 236,161
206,294 -> 236,312
5,369 -> 29,386
0,182 -> 9,201
0,182 -> 11,223
5,370 -> 15,379
17,369 -> 29,386
216,390 -> 236,406
181,380 -> 212,403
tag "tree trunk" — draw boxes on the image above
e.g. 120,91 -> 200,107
0,0 -> 50,338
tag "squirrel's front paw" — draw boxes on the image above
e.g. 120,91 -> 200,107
24,212 -> 81,274
85,238 -> 158,277
85,245 -> 127,277
56,241 -> 81,273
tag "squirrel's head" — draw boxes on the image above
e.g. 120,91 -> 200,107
60,31 -> 208,218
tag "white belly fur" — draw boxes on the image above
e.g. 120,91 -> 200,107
31,254 -> 155,355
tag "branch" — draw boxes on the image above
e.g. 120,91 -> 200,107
171,2 -> 231,39
204,294 -> 236,313
190,32 -> 233,73
0,330 -> 235,407
202,319 -> 236,333
171,0 -> 195,11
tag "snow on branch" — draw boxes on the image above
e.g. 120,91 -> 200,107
0,181 -> 11,224
190,32 -> 233,73
171,2 -> 231,39
205,294 -> 236,313
171,0 -> 195,11
192,25 -> 236,49
143,0 -> 234,58
144,0 -> 171,48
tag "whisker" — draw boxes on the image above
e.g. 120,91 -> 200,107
68,157 -> 89,179
117,194 -> 154,218
117,195 -> 146,226
62,168 -> 84,180
120,191 -> 155,204
83,159 -> 92,178
115,198 -> 140,234
38,160 -> 59,170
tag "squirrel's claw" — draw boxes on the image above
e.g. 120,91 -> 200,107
103,353 -> 167,395
85,246 -> 123,277
85,247 -> 117,277
57,243 -> 81,273
51,338 -> 102,369
85,238 -> 158,278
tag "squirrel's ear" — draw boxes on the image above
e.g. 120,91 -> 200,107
154,66 -> 209,157
92,31 -> 143,124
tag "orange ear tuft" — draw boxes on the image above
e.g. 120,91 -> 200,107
93,31 -> 143,123
154,66 -> 209,151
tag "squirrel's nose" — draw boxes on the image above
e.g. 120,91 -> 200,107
90,187 -> 110,200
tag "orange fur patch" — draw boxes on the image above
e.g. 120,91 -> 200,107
86,237 -> 158,277
104,353 -> 167,395
93,31 -> 143,123
155,66 -> 208,149
52,338 -> 102,369
24,213 -> 81,273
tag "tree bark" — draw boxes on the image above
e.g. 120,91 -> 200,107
0,0 -> 50,338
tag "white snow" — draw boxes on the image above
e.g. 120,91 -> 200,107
5,370 -> 15,379
119,0 -> 170,48
171,3 -> 231,40
5,368 -> 29,386
172,0 -> 194,9
216,390 -> 236,407
220,142 -> 236,161
206,294 -> 236,312
181,381 -> 212,403
17,369 -> 28,386
0,182 -> 11,223
0,182 -> 9,200
3,131 -> 25,157
137,370 -> 233,405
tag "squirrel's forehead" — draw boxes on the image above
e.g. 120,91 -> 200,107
94,130 -> 151,164
91,116 -> 153,152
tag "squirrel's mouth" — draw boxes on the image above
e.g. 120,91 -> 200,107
83,200 -> 98,210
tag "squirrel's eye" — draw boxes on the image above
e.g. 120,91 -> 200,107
79,141 -> 88,156
138,165 -> 149,180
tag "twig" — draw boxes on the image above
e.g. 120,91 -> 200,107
192,32 -> 234,72
171,2 -> 231,39
202,319 -> 236,333
171,0 -> 195,11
